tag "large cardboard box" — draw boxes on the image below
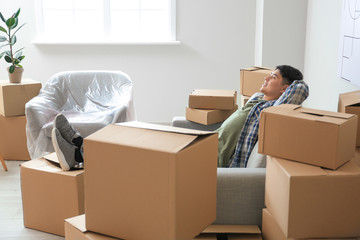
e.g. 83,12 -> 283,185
188,89 -> 237,110
258,104 -> 357,169
0,114 -> 30,160
240,66 -> 273,97
265,156 -> 360,239
338,90 -> 360,146
84,122 -> 218,240
0,79 -> 41,117
186,105 -> 238,125
65,215 -> 118,240
262,208 -> 359,240
21,155 -> 84,236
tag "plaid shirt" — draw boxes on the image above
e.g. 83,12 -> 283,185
229,80 -> 309,168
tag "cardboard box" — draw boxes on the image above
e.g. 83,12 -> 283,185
262,208 -> 359,240
240,95 -> 250,108
258,104 -> 357,169
338,90 -> 360,146
0,114 -> 30,160
352,147 -> 360,167
84,122 -> 218,240
0,79 -> 41,117
188,89 -> 237,110
240,66 -> 273,97
194,225 -> 262,240
265,156 -> 360,238
65,215 -> 119,240
21,155 -> 84,236
186,105 -> 238,125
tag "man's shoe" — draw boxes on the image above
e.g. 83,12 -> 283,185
53,113 -> 81,144
52,128 -> 77,171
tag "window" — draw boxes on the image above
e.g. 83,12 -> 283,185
36,0 -> 176,43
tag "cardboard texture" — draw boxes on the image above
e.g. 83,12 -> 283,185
0,114 -> 30,160
0,79 -> 41,117
240,66 -> 273,97
194,225 -> 262,240
352,147 -> 360,167
262,208 -> 359,240
259,104 -> 357,169
265,156 -> 360,238
65,215 -> 119,240
84,122 -> 218,240
188,89 -> 237,110
21,156 -> 84,236
338,90 -> 360,146
186,105 -> 238,125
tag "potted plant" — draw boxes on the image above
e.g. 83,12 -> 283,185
0,8 -> 26,83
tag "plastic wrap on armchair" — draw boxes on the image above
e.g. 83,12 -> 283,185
25,71 -> 135,159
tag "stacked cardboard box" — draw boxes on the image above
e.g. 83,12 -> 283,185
240,66 -> 273,107
186,89 -> 238,125
258,104 -> 360,239
79,121 -> 218,240
0,79 -> 41,160
21,153 -> 85,236
338,90 -> 360,146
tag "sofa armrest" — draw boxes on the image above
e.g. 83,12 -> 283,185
215,167 -> 266,226
172,116 -> 222,131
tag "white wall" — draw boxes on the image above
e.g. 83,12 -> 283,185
261,0 -> 308,71
303,0 -> 360,111
0,0 -> 257,122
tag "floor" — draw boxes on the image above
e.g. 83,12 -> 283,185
0,160 -> 64,240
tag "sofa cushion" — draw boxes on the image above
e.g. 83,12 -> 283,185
246,141 -> 266,168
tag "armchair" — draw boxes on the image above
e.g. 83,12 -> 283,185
25,71 -> 135,159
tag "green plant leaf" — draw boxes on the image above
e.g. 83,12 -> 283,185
5,51 -> 11,56
13,47 -> 24,55
17,64 -> 23,68
0,52 -> 5,59
0,26 -> 6,33
13,9 -> 21,19
15,51 -> 22,59
6,18 -> 15,28
0,36 -> 6,42
18,55 -> 25,61
14,58 -> 19,64
9,65 -> 15,73
11,18 -> 18,29
5,55 -> 12,63
11,23 -> 26,36
0,12 -> 5,23
11,35 -> 16,45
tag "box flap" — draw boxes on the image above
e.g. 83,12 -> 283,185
202,225 -> 261,234
44,152 -> 59,163
339,90 -> 360,107
21,157 -> 83,177
65,214 -> 87,233
190,89 -> 237,97
88,123 -> 212,154
241,66 -> 273,71
298,108 -> 354,120
118,121 -> 215,135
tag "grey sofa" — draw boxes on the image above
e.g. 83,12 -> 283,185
172,117 -> 266,226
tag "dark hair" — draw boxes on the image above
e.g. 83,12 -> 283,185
276,65 -> 303,85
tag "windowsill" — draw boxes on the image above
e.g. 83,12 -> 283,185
32,40 -> 181,46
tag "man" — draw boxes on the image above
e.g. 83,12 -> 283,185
216,65 -> 308,167
52,65 -> 308,171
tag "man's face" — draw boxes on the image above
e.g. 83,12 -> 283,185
260,69 -> 289,101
